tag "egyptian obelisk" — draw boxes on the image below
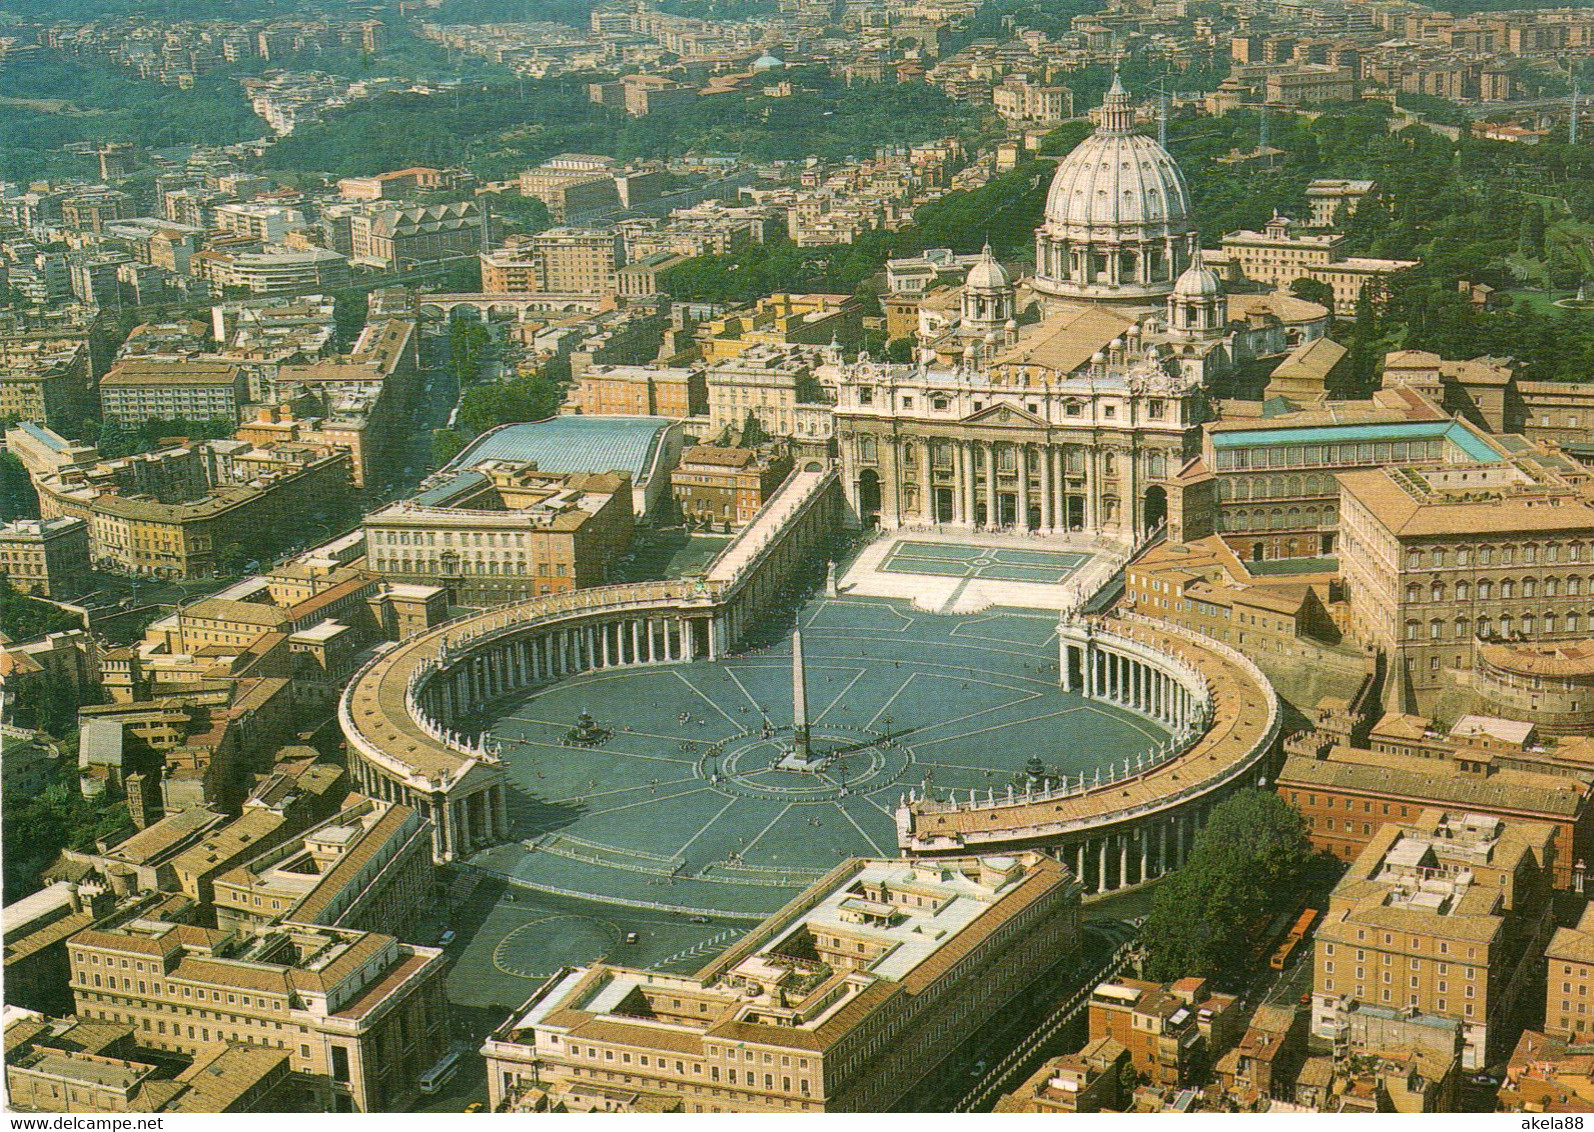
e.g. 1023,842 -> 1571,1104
792,627 -> 811,761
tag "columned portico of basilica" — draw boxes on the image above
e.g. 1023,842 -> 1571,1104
834,325 -> 1199,537
832,74 -> 1331,538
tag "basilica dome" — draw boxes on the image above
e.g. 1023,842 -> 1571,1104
1042,106 -> 1190,230
1032,75 -> 1199,305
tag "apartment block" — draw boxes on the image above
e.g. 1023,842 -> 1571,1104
210,799 -> 434,939
1310,810 -> 1557,1069
0,516 -> 91,597
671,444 -> 793,529
99,360 -> 247,424
566,364 -> 706,418
1087,977 -> 1245,1088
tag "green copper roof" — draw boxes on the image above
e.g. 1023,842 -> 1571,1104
1211,419 -> 1501,463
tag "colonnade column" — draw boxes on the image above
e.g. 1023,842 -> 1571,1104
1039,444 -> 1053,533
961,441 -> 975,528
984,442 -> 998,528
1016,445 -> 1030,532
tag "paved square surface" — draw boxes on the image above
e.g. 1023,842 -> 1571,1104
881,540 -> 1090,584
466,596 -> 1165,921
446,594 -> 1174,1008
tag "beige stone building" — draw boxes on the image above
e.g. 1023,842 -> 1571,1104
5,1014 -> 294,1113
1310,809 -> 1557,1069
0,338 -> 92,429
671,445 -> 793,529
35,440 -> 355,579
1545,902 -> 1594,1040
1123,535 -> 1339,652
705,344 -> 832,444
0,516 -> 91,596
67,898 -> 450,1112
364,464 -> 633,606
1336,456 -> 1594,701
99,360 -> 248,425
566,364 -> 706,419
210,798 -> 434,939
1214,215 -> 1418,314
481,229 -> 622,296
482,854 -> 1081,1113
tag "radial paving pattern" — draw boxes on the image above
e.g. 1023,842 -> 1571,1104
470,596 -> 1169,919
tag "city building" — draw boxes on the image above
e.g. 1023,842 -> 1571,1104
671,445 -> 793,529
1336,456 -> 1594,701
336,167 -> 459,201
1306,179 -> 1376,228
4,883 -> 104,1016
694,294 -> 865,365
1087,977 -> 1245,1088
1545,902 -> 1594,1041
66,899 -> 450,1112
517,166 -> 621,224
98,360 -> 248,424
435,414 -> 684,520
482,854 -> 1082,1112
209,798 -> 434,939
1499,1029 -> 1594,1112
481,229 -> 624,296
364,464 -> 634,606
348,202 -> 487,268
1278,741 -> 1591,886
194,246 -> 350,296
35,442 -> 355,578
0,337 -> 92,430
0,516 -> 91,597
1122,535 -> 1340,654
992,76 -> 1073,124
993,1037 -> 1130,1112
1214,215 -> 1419,314
704,344 -> 831,443
5,1013 -> 295,1113
566,364 -> 706,419
1310,809 -> 1558,1069
213,203 -> 307,243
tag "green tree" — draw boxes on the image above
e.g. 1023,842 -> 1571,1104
0,577 -> 85,641
3,750 -> 133,905
738,410 -> 772,448
1288,277 -> 1335,312
1519,205 -> 1547,257
432,429 -> 468,467
0,449 -> 39,521
1138,789 -> 1323,982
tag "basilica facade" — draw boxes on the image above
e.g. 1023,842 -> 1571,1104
834,77 -> 1331,538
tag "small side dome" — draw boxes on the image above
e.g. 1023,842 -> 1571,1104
1172,261 -> 1225,301
965,242 -> 1012,291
